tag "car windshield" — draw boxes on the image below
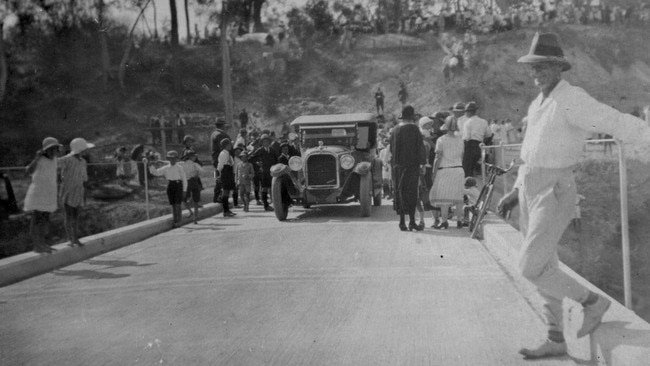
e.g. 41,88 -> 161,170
300,125 -> 356,148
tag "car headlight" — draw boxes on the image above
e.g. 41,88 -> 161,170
288,156 -> 303,171
340,154 -> 355,170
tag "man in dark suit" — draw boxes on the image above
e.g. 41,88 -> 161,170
249,134 -> 277,211
210,118 -> 230,203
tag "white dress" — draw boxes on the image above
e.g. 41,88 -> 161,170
24,157 -> 58,212
429,135 -> 464,206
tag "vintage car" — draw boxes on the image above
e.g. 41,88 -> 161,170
270,113 -> 383,221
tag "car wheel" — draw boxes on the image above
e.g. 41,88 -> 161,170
359,174 -> 371,217
272,176 -> 288,221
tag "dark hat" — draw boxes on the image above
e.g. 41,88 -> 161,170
220,138 -> 232,148
433,111 -> 449,120
450,102 -> 466,112
399,105 -> 416,120
239,151 -> 248,158
279,142 -> 290,150
233,143 -> 245,151
260,134 -> 272,142
464,101 -> 478,112
517,32 -> 571,71
166,150 -> 179,159
183,135 -> 195,143
215,118 -> 227,126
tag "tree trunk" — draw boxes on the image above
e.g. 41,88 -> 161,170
97,0 -> 111,90
221,7 -> 234,127
152,0 -> 159,40
184,0 -> 191,44
252,0 -> 265,32
119,0 -> 152,92
0,22 -> 7,103
169,0 -> 181,94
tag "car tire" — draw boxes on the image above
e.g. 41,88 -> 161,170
272,176 -> 288,221
359,174 -> 371,217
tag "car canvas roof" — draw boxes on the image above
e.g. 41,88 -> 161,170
290,113 -> 376,127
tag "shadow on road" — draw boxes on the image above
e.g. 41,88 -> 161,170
53,269 -> 131,280
85,259 -> 157,269
290,204 -> 397,224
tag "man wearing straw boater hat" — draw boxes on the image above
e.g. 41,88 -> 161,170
497,32 -> 650,359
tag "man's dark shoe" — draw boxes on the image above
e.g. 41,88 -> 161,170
578,295 -> 611,338
519,339 -> 567,359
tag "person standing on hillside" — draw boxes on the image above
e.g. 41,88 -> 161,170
461,102 -> 492,177
398,82 -> 408,106
374,87 -> 385,115
175,113 -> 187,144
210,118 -> 230,203
239,108 -> 249,130
390,105 -> 425,231
497,32 -> 650,360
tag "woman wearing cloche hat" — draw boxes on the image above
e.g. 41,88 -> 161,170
497,32 -> 650,359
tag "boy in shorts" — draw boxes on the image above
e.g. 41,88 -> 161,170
236,151 -> 254,212
181,151 -> 204,224
150,150 -> 188,227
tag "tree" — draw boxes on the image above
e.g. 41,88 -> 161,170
119,0 -> 153,91
152,0 -> 159,39
0,21 -> 7,103
169,0 -> 181,94
221,0 -> 234,127
96,0 -> 111,90
251,0 -> 265,32
184,0 -> 191,44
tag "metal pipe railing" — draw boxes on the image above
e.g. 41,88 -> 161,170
480,138 -> 633,309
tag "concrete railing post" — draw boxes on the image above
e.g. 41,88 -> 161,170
616,140 -> 632,309
143,158 -> 150,220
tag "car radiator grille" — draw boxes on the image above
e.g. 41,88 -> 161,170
306,155 -> 338,186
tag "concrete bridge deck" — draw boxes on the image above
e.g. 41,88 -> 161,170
0,203 -> 591,365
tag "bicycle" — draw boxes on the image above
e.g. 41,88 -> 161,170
468,160 -> 516,239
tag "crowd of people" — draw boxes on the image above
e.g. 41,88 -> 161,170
379,101 -> 495,232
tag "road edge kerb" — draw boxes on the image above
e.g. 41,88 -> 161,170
0,203 -> 223,288
483,214 -> 650,366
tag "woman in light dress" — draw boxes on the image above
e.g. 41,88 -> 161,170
429,116 -> 465,229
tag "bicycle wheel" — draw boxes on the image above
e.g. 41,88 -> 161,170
470,186 -> 494,239
468,184 -> 490,232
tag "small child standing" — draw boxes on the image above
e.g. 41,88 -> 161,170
236,151 -> 254,212
59,137 -> 94,246
181,151 -> 204,224
462,176 -> 480,227
150,150 -> 187,227
24,137 -> 62,253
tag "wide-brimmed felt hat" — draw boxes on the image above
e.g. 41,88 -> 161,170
166,150 -> 179,159
517,32 -> 571,71
215,118 -> 227,126
41,137 -> 62,152
399,105 -> 416,120
465,101 -> 478,112
432,111 -> 449,120
450,102 -> 466,112
233,143 -> 246,151
260,134 -> 272,142
70,137 -> 95,155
